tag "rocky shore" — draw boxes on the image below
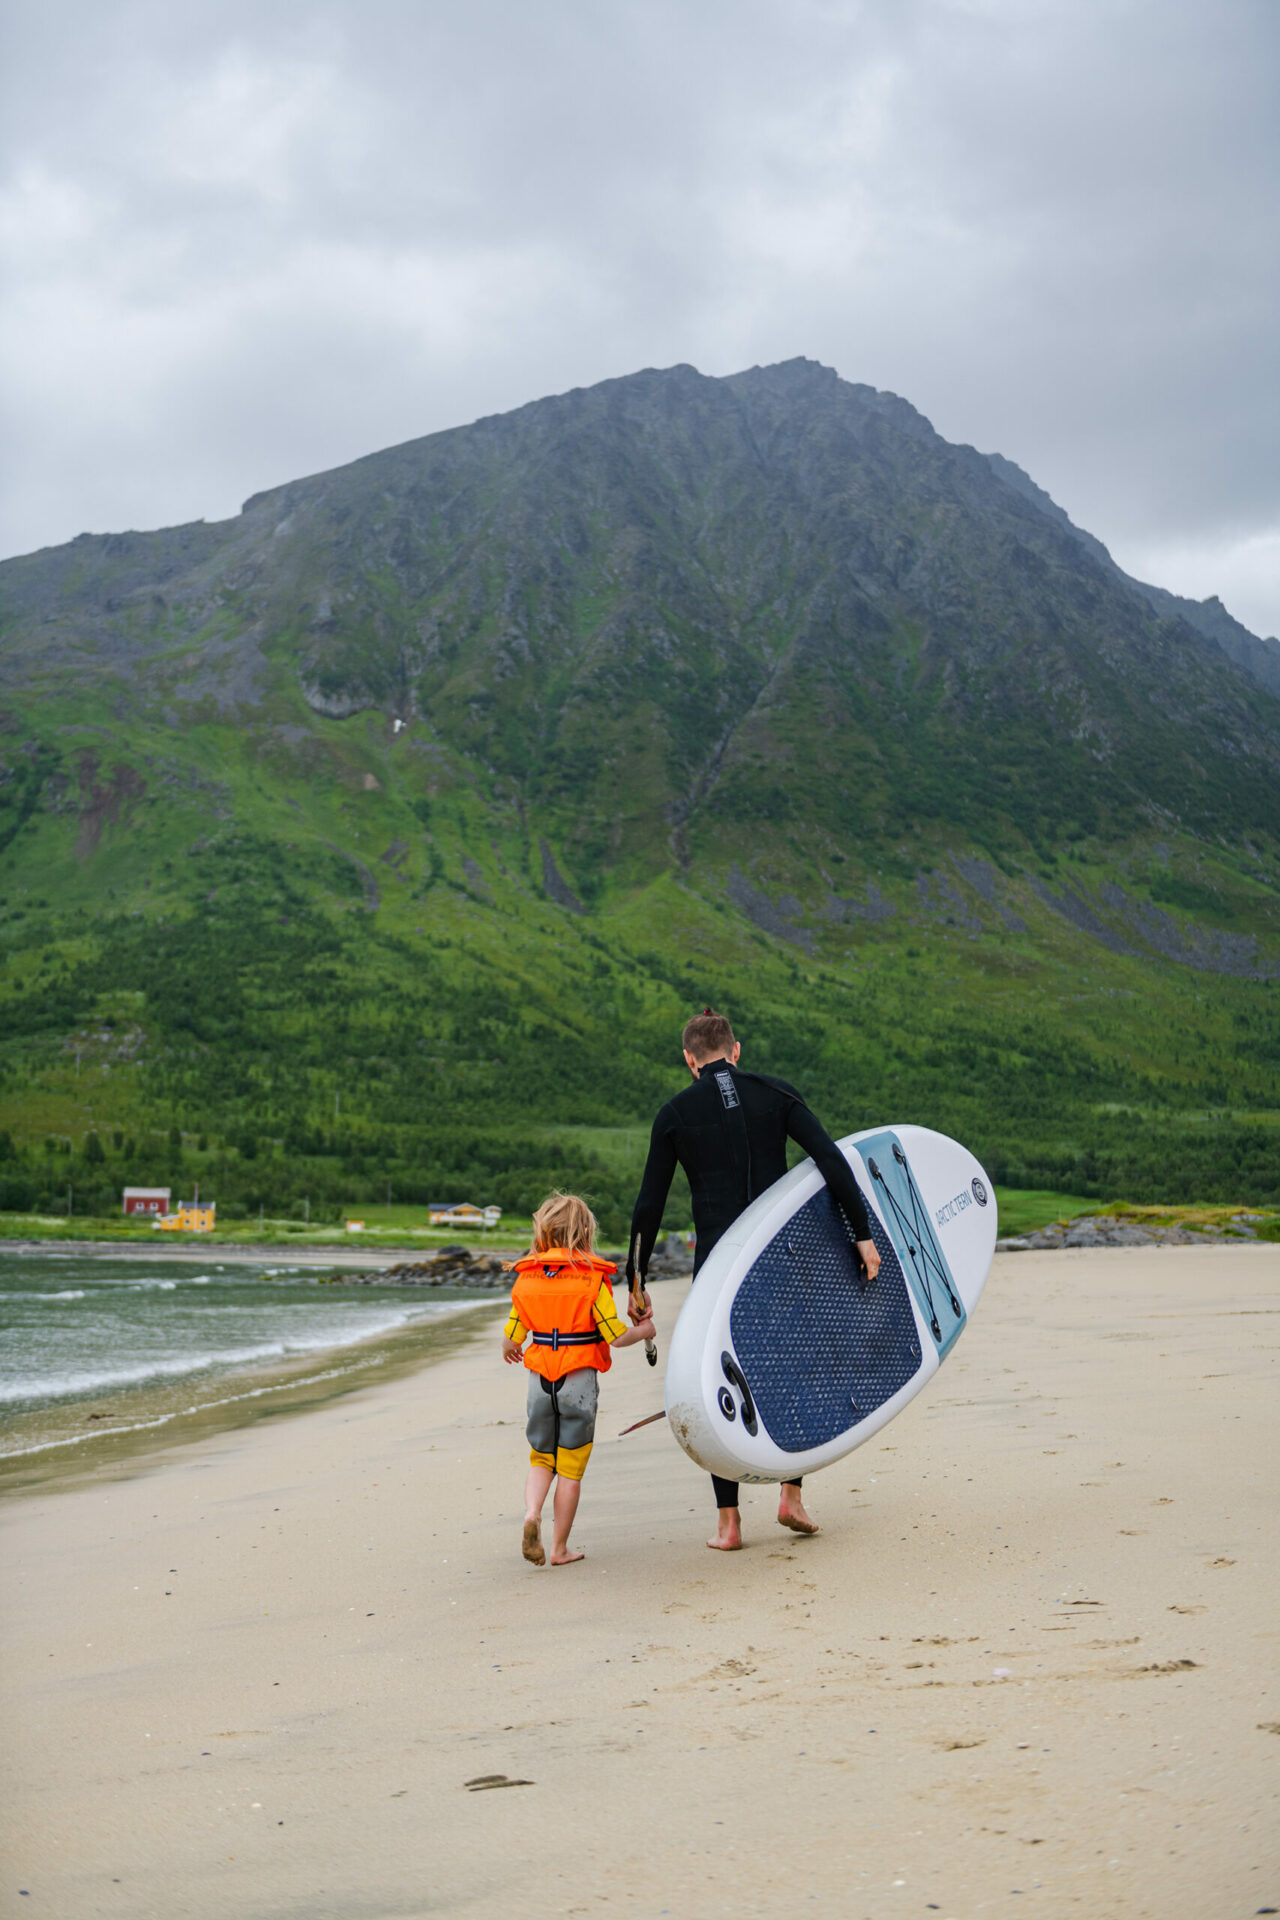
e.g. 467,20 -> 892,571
320,1221 -> 1274,1278
996,1211 -> 1272,1252
323,1239 -> 697,1289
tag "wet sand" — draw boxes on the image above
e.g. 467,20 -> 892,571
2,1244 -> 1276,1919
0,1301 -> 505,1497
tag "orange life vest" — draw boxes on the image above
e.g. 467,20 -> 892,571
509,1248 -> 618,1381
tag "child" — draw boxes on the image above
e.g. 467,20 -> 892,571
503,1192 -> 655,1566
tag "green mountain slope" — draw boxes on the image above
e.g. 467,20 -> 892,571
2,359 -> 1278,1229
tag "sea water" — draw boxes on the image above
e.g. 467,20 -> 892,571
0,1252 -> 491,1465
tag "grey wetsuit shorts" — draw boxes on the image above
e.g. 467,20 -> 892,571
526,1367 -> 599,1479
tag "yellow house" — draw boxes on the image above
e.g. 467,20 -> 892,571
428,1202 -> 500,1227
155,1200 -> 217,1233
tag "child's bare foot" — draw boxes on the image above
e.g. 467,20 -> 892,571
521,1518 -> 545,1566
708,1509 -> 743,1551
777,1489 -> 819,1535
549,1544 -> 584,1565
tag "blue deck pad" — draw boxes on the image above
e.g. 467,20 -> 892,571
857,1128 -> 966,1360
729,1184 -> 922,1454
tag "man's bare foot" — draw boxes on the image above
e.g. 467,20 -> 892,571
549,1545 -> 584,1565
521,1518 -> 545,1566
708,1509 -> 743,1551
777,1492 -> 819,1535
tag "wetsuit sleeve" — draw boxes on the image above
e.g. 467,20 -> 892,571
590,1282 -> 628,1344
783,1098 -> 872,1240
504,1307 -> 527,1343
626,1105 -> 679,1285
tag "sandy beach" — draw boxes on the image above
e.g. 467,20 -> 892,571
2,1243 -> 1276,1920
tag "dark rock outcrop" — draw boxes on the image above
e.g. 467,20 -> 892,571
996,1212 -> 1268,1252
328,1238 -> 696,1289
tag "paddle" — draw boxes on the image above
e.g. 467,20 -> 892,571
629,1232 -> 658,1367
618,1408 -> 666,1437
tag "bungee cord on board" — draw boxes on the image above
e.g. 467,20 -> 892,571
867,1144 -> 962,1343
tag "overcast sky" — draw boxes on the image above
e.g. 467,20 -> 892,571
3,0 -> 1277,633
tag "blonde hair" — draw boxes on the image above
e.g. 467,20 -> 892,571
530,1191 -> 598,1256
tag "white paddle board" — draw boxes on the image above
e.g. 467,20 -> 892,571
663,1124 -> 996,1482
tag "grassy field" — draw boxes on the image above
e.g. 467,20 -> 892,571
0,1210 -> 536,1253
0,1189 -> 1098,1249
991,1188 -> 1096,1235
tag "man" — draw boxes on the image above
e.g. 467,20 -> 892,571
627,1007 -> 881,1550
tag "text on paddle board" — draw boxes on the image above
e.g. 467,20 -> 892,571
935,1189 -> 972,1227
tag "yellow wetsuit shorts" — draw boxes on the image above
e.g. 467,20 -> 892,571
525,1368 -> 599,1481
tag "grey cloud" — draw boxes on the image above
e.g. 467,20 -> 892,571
2,0 -> 1277,633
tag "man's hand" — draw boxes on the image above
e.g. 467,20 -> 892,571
627,1287 -> 652,1325
856,1239 -> 881,1282
501,1334 -> 525,1365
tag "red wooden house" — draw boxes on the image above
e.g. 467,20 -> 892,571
123,1187 -> 171,1216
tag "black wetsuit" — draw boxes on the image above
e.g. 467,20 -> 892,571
626,1058 -> 872,1509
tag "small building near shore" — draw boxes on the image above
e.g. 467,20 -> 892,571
154,1200 -> 216,1233
123,1186 -> 171,1216
428,1202 -> 501,1228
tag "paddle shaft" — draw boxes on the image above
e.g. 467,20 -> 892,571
618,1408 -> 666,1437
629,1232 -> 658,1366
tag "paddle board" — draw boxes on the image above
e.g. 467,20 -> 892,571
663,1124 -> 996,1483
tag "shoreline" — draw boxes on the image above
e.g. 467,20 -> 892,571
0,1292 -> 506,1498
3,1226 -> 1266,1500
0,1236 -> 460,1269
0,1236 -> 690,1287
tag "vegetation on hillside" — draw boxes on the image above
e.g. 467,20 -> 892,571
1,361 -> 1277,1220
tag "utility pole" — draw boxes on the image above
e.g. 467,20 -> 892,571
304,1196 -> 309,1225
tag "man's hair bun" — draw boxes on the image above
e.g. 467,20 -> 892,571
683,1006 -> 736,1060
